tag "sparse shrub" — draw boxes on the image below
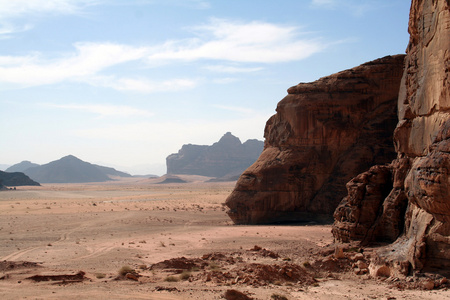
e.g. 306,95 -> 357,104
272,280 -> 282,286
118,265 -> 134,276
165,275 -> 179,282
95,273 -> 106,279
303,261 -> 311,267
180,270 -> 191,280
208,262 -> 220,270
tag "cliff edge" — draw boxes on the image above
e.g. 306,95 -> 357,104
225,55 -> 405,224
333,0 -> 450,275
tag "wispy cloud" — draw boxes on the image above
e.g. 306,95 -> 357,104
0,0 -> 100,36
89,76 -> 199,93
44,103 -> 154,118
310,0 -> 375,16
0,19 -> 327,91
0,42 -> 147,87
147,18 -> 324,63
204,65 -> 264,73
0,0 -> 99,18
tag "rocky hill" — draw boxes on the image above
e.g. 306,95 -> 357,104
333,0 -> 450,275
166,132 -> 263,178
22,155 -> 130,183
0,170 -> 40,187
225,55 -> 404,224
6,161 -> 40,173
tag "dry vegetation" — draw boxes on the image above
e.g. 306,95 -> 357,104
0,177 -> 449,299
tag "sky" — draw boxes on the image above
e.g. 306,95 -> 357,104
0,0 -> 411,175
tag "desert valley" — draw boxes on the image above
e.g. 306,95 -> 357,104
1,178 -> 449,299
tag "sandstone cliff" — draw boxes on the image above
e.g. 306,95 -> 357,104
333,0 -> 450,275
166,132 -> 263,178
225,55 -> 405,224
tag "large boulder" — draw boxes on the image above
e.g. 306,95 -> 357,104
225,55 -> 405,224
333,0 -> 450,275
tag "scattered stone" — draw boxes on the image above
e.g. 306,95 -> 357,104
422,279 -> 435,290
224,289 -> 253,300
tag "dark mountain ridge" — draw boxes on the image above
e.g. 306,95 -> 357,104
0,171 -> 40,187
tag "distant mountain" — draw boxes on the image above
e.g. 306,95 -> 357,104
22,155 -> 128,183
166,132 -> 264,178
6,161 -> 40,172
0,164 -> 11,171
93,165 -> 132,178
0,170 -> 40,187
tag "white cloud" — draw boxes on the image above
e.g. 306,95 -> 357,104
90,76 -> 199,93
310,0 -> 375,16
146,18 -> 325,63
0,19 -> 327,90
0,0 -> 99,18
0,42 -> 147,87
44,103 -> 154,118
204,65 -> 264,73
0,0 -> 100,37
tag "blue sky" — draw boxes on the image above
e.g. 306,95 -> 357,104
0,0 -> 410,175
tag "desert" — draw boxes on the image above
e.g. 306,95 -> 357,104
0,177 -> 449,299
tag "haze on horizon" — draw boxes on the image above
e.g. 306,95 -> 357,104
0,0 -> 410,176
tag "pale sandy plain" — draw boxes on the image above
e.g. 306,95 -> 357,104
0,176 -> 449,300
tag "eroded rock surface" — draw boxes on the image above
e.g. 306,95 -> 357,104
226,55 -> 405,224
333,0 -> 450,275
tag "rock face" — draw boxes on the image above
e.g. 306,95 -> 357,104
166,132 -> 263,178
333,0 -> 450,275
0,170 -> 40,187
225,55 -> 405,224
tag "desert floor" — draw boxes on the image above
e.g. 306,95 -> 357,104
0,176 -> 449,300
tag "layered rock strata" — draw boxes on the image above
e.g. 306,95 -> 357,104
333,0 -> 450,275
225,55 -> 405,224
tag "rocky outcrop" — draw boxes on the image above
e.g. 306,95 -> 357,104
166,132 -> 263,178
225,55 -> 405,224
333,0 -> 450,275
0,170 -> 40,187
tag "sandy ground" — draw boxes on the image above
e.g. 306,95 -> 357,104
0,176 -> 449,300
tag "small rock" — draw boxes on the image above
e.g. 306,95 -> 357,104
370,264 -> 391,278
352,253 -> 364,261
422,279 -> 434,290
356,260 -> 368,269
125,273 -> 139,281
334,246 -> 345,259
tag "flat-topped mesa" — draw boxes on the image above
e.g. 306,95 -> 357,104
166,132 -> 264,179
225,54 -> 405,225
333,0 -> 450,275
